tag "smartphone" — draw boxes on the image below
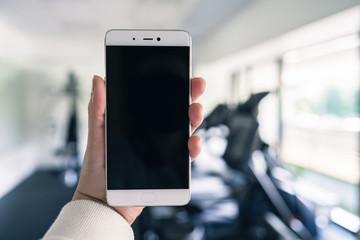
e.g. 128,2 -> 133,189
105,30 -> 191,206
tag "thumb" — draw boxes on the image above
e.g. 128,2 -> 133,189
85,75 -> 106,168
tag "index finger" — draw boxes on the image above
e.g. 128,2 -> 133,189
191,77 -> 206,103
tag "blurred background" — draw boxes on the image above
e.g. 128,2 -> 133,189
0,0 -> 359,239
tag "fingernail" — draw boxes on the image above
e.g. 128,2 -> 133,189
91,75 -> 96,96
92,75 -> 96,90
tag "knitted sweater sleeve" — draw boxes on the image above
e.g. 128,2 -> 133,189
43,200 -> 134,240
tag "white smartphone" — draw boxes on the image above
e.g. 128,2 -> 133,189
105,30 -> 191,206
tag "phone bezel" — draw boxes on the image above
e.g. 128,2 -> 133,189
105,30 -> 192,206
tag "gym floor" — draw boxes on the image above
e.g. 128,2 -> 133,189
0,170 -> 357,240
0,170 -> 75,240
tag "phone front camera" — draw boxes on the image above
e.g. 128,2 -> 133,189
157,37 -> 161,41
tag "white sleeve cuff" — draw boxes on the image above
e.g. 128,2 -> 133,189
43,200 -> 134,240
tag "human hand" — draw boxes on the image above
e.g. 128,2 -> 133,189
72,75 -> 206,225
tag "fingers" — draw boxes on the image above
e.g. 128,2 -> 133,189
191,77 -> 206,103
189,77 -> 205,159
85,75 -> 106,169
188,135 -> 201,161
189,103 -> 203,134
189,78 -> 205,134
88,75 -> 106,128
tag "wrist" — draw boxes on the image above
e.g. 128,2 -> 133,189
72,190 -> 110,209
72,189 -> 143,225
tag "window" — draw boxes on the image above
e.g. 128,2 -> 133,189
281,35 -> 360,215
246,62 -> 280,146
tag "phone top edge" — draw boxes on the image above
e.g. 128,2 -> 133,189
105,29 -> 190,34
105,29 -> 191,46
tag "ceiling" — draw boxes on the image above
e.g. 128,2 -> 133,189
0,0 -> 250,71
0,0 -> 358,77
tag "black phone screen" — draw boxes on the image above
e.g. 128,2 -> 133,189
106,46 -> 190,190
